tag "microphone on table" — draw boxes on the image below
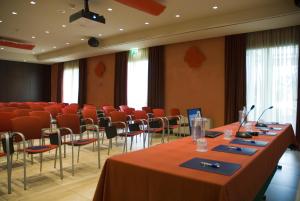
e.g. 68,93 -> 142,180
255,106 -> 273,127
236,105 -> 256,138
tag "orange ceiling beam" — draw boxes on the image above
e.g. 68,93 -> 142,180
114,0 -> 166,16
0,40 -> 35,50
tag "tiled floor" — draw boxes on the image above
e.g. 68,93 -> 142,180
0,133 -> 299,201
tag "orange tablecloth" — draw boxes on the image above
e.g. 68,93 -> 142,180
93,123 -> 296,201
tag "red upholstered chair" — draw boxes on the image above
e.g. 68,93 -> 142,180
62,106 -> 78,114
142,106 -> 152,114
109,111 -> 144,152
29,104 -> 45,111
103,106 -> 117,116
29,111 -> 52,129
119,105 -> 135,115
44,105 -> 62,124
13,109 -> 32,117
56,114 -> 101,175
152,108 -> 181,141
0,107 -> 18,112
11,116 -> 63,186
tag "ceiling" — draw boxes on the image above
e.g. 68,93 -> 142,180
0,0 -> 299,64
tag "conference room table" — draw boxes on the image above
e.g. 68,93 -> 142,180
93,122 -> 296,201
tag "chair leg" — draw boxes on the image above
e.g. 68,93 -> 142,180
6,148 -> 12,194
97,136 -> 100,169
77,146 -> 81,163
58,145 -> 63,180
72,145 -> 74,176
54,148 -> 58,168
40,153 -> 43,173
64,136 -> 66,158
130,137 -> 133,151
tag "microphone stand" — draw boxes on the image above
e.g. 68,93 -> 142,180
236,105 -> 258,138
255,106 -> 273,127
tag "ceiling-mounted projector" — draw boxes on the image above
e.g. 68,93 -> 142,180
69,0 -> 105,24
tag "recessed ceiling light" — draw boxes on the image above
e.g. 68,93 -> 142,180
81,38 -> 85,41
12,11 -> 18,15
31,36 -> 36,39
212,6 -> 218,10
0,20 -> 3,23
98,33 -> 102,36
66,42 -> 70,45
53,46 -> 57,49
57,10 -> 66,14
62,24 -> 67,28
41,49 -> 45,52
24,60 -> 27,62
45,30 -> 50,34
119,28 -> 124,31
145,22 -> 149,25
0,47 -> 4,50
107,8 -> 112,11
175,14 -> 180,18
30,1 -> 36,5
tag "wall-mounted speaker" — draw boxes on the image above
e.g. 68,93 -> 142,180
88,37 -> 99,47
296,0 -> 300,7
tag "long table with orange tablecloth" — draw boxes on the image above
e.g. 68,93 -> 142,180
93,122 -> 296,201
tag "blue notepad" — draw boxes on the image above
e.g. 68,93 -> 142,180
180,157 -> 241,176
212,145 -> 257,156
231,139 -> 269,147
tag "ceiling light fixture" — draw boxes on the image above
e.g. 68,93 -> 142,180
107,8 -> 112,11
62,24 -> 67,28
0,47 -> 4,50
81,38 -> 85,41
98,33 -> 102,36
31,36 -> 36,39
24,60 -> 27,62
45,30 -> 50,34
66,42 -> 70,45
12,11 -> 18,15
30,1 -> 36,5
175,14 -> 180,18
145,22 -> 149,25
212,6 -> 218,10
0,20 -> 3,23
53,46 -> 57,49
119,28 -> 124,31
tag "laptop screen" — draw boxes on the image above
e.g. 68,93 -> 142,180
186,108 -> 202,135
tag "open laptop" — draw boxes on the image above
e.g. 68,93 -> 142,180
186,108 -> 223,138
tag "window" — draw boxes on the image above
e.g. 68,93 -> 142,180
127,48 -> 148,109
246,28 -> 299,129
63,60 -> 79,104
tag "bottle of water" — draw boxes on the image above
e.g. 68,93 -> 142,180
192,112 -> 208,152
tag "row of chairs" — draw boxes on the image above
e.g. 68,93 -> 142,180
0,105 -> 187,194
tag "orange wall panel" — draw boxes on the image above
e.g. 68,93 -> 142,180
165,37 -> 225,127
86,54 -> 115,106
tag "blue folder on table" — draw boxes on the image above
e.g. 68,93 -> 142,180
231,139 -> 269,147
180,157 -> 241,176
212,145 -> 257,156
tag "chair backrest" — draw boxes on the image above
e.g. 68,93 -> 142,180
170,108 -> 181,116
83,104 -> 97,110
62,106 -> 78,114
109,111 -> 127,122
0,107 -> 18,112
29,104 -> 45,111
29,111 -> 51,129
103,107 -> 117,116
142,106 -> 152,114
13,109 -> 32,117
11,116 -> 43,140
152,108 -> 165,118
56,114 -> 81,134
0,112 -> 15,132
119,105 -> 129,111
69,103 -> 79,111
44,105 -> 62,118
132,110 -> 148,120
82,108 -> 98,123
